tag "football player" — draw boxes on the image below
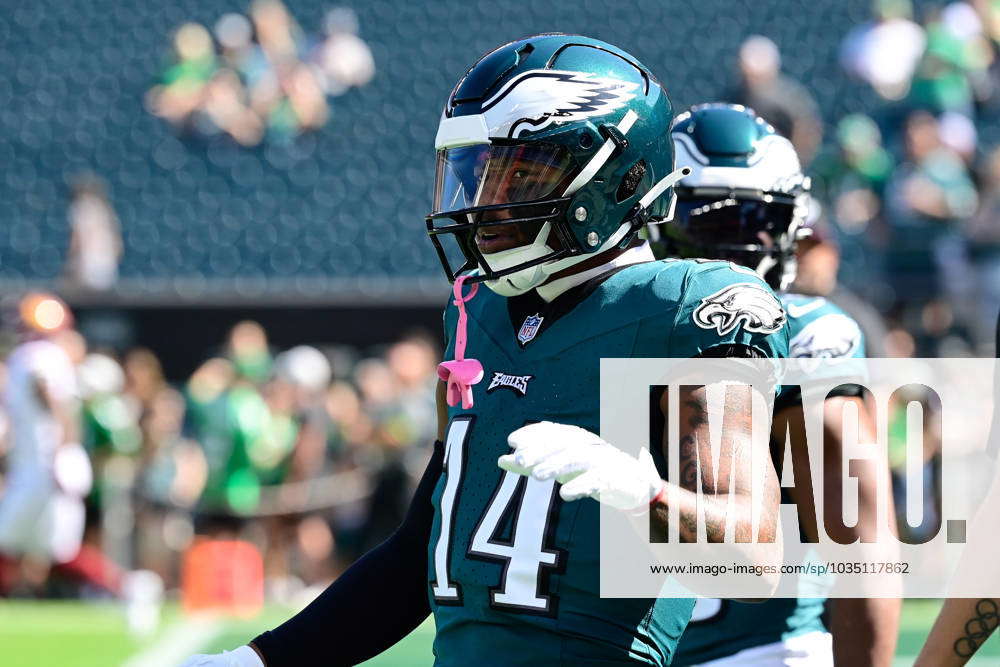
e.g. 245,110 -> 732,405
0,293 -> 90,591
658,103 -> 900,666
184,35 -> 790,667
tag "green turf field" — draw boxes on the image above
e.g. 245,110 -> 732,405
2,599 -> 997,666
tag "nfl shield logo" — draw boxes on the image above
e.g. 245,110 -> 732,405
518,314 -> 544,344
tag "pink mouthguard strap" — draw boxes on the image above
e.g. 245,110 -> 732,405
437,276 -> 484,409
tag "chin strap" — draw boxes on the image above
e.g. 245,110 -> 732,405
437,276 -> 484,409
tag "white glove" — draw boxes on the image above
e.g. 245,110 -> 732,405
53,442 -> 92,497
499,421 -> 665,511
180,646 -> 265,667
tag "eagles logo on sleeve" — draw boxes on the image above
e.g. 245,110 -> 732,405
789,313 -> 861,359
693,283 -> 786,336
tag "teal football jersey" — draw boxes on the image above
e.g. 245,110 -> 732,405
428,259 -> 790,667
672,292 -> 865,666
782,293 -> 865,361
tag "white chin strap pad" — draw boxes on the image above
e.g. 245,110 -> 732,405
486,264 -> 548,296
486,273 -> 543,297
482,221 -> 554,296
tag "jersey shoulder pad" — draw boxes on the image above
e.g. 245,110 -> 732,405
782,293 -> 864,359
678,260 -> 786,336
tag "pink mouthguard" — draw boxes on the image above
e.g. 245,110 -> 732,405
437,276 -> 484,409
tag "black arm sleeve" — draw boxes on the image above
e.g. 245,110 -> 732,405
251,440 -> 444,666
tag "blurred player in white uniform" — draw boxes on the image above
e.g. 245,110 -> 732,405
0,293 -> 91,593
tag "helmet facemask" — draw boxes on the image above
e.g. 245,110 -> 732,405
426,120 -> 688,296
426,141 -> 582,295
664,187 -> 804,291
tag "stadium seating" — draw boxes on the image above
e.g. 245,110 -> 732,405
0,0 -> 983,287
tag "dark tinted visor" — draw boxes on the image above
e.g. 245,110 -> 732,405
432,143 -> 576,214
673,195 -> 797,250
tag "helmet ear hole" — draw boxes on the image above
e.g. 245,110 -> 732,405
616,160 -> 647,203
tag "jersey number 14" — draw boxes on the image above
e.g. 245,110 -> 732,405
431,416 -> 564,615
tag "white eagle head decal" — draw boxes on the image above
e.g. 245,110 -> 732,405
693,283 -> 786,336
789,313 -> 861,359
480,69 -> 638,139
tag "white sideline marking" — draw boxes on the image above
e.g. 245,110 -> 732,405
121,616 -> 223,667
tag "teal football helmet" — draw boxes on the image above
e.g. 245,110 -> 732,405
658,103 -> 810,291
426,33 -> 687,296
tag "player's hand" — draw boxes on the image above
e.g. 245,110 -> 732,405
179,646 -> 265,667
499,421 -> 664,511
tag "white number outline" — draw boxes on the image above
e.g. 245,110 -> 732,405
430,415 -> 474,604
431,417 -> 566,616
466,470 -> 564,615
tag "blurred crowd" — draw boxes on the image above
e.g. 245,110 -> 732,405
732,0 -> 1000,356
0,297 -> 438,599
10,0 -> 1000,603
130,0 -> 1000,357
146,1 -> 375,145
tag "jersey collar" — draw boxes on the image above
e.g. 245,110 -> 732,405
535,242 -> 655,303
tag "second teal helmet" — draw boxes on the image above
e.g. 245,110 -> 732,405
659,103 -> 810,291
426,34 -> 687,296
